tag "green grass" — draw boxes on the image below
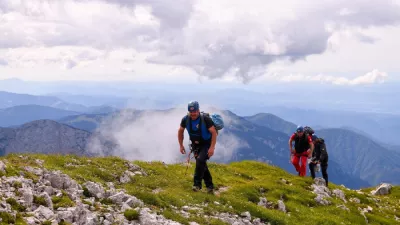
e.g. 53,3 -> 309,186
1,153 -> 399,225
6,198 -> 26,212
124,209 -> 139,221
33,195 -> 47,207
52,190 -> 75,209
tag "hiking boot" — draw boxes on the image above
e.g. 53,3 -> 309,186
192,186 -> 201,192
207,187 -> 214,194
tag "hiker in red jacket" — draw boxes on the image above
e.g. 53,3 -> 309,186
288,126 -> 314,177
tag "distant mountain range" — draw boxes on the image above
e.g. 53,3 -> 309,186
0,91 -> 88,112
315,128 -> 400,186
261,106 -> 400,146
0,105 -> 81,127
244,113 -> 297,135
0,119 -> 115,156
2,88 -> 400,146
246,114 -> 400,187
0,90 -> 399,189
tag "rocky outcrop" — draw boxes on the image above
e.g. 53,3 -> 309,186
0,160 -> 179,225
0,158 -> 280,225
172,204 -> 272,225
309,177 -> 400,224
311,178 -> 332,205
370,183 -> 392,195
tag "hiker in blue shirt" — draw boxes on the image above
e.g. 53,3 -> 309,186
177,101 -> 218,193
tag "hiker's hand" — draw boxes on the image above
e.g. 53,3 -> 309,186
290,148 -> 295,154
180,145 -> 186,154
208,146 -> 215,158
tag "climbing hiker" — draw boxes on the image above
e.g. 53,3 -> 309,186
288,125 -> 314,177
177,100 -> 218,193
309,134 -> 329,186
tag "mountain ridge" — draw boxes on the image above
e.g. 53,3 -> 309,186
0,119 -> 116,156
0,104 -> 82,127
0,91 -> 88,112
315,128 -> 400,186
221,111 -> 400,188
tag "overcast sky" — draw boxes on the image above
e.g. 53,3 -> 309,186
0,0 -> 400,86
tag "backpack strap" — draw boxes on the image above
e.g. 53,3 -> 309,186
200,112 -> 205,127
186,113 -> 213,141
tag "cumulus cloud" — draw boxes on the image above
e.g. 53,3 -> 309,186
1,0 -> 400,83
3,46 -> 107,68
144,0 -> 400,83
276,69 -> 388,85
0,0 -> 159,49
86,106 -> 248,163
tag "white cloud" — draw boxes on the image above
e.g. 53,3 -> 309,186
2,46 -> 107,69
0,0 -> 399,83
275,69 -> 388,85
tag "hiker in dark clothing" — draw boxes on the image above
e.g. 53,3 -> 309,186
309,134 -> 329,186
177,101 -> 218,193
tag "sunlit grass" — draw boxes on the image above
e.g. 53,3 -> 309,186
1,153 -> 399,225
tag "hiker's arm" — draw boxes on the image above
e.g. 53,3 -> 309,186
178,126 -> 185,147
288,134 -> 295,153
178,117 -> 186,147
208,126 -> 217,149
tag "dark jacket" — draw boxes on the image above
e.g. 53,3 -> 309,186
312,138 -> 328,162
292,133 -> 312,154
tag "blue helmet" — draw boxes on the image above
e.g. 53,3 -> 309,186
296,125 -> 304,132
188,101 -> 199,112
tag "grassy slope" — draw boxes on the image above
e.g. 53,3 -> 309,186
1,153 -> 399,225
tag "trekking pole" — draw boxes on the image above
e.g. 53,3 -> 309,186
184,144 -> 194,175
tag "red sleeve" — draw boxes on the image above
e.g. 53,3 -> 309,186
290,133 -> 295,140
307,135 -> 313,143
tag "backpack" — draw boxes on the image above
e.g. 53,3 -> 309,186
204,112 -> 224,131
317,138 -> 328,161
186,112 -> 224,137
304,126 -> 314,136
